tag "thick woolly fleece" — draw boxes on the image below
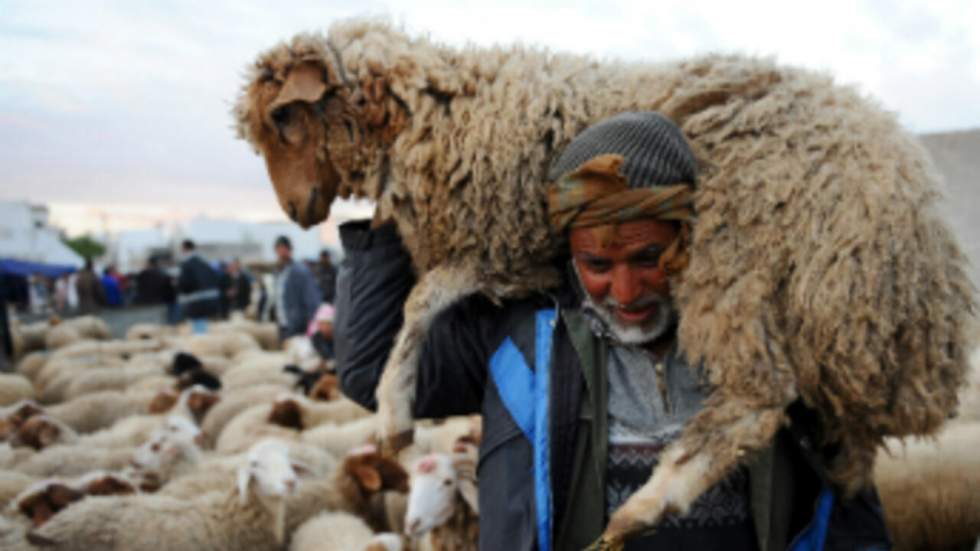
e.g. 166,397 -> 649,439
235,19 -> 974,499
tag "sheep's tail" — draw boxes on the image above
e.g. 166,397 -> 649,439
375,264 -> 480,457
597,402 -> 786,549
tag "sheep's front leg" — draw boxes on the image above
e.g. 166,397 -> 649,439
376,264 -> 478,456
593,404 -> 787,551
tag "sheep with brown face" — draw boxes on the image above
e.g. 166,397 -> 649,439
235,20 -> 975,546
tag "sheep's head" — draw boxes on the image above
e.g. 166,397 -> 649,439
185,387 -> 221,423
0,400 -> 44,440
15,415 -> 70,450
267,397 -> 305,430
76,472 -> 136,497
16,481 -> 84,527
404,447 -> 478,538
234,32 -> 411,228
309,373 -> 340,401
237,439 -> 311,544
342,445 -> 410,499
148,390 -> 179,414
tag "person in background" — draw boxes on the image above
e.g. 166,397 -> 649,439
135,256 -> 176,306
272,235 -> 321,341
315,250 -> 338,304
307,303 -> 336,361
177,239 -> 221,334
28,274 -> 51,314
223,258 -> 252,314
0,291 -> 12,371
100,267 -> 123,307
75,258 -> 105,314
53,274 -> 70,313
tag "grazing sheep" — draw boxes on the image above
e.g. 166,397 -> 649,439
404,447 -> 479,551
235,20 -> 974,544
200,384 -> 284,447
875,422 -> 980,551
284,445 -> 409,533
14,472 -> 137,528
125,323 -> 175,341
267,394 -> 372,430
10,415 -> 78,451
26,439 -> 306,551
0,374 -> 35,407
290,511 -> 384,551
300,415 -> 378,459
0,471 -> 39,508
44,390 -> 160,434
45,317 -> 111,350
15,352 -> 49,383
0,400 -> 45,441
221,354 -> 296,390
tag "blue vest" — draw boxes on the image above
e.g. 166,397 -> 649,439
487,307 -> 835,551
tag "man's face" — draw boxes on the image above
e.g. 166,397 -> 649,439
275,244 -> 291,264
569,219 -> 678,344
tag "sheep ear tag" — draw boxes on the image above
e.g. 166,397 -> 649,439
268,62 -> 328,117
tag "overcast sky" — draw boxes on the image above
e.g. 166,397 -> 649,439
2,0 -> 978,236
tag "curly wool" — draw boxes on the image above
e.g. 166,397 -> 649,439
235,20 -> 974,496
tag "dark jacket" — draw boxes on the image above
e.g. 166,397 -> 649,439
177,255 -> 220,319
134,267 -> 175,305
316,261 -> 338,304
276,261 -> 321,339
334,221 -> 892,551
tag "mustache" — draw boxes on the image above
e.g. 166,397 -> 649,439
603,293 -> 666,313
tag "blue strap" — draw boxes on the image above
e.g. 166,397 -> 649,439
487,308 -> 557,551
534,308 -> 557,551
488,337 -> 536,440
788,487 -> 835,551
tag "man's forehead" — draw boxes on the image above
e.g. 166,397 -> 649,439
569,219 -> 676,253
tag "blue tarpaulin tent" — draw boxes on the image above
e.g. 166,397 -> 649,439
0,258 -> 77,278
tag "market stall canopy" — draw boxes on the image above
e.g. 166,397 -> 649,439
0,201 -> 83,271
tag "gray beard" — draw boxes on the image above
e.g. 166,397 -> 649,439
572,263 -> 677,345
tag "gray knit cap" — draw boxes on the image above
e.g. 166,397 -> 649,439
548,112 -> 697,188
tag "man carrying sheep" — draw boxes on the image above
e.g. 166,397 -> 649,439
335,112 -> 892,550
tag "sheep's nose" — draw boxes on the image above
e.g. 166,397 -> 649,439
284,479 -> 296,493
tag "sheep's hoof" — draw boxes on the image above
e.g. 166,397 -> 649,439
380,429 -> 414,457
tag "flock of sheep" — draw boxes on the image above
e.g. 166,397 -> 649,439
1,314 -> 978,550
0,315 -> 480,551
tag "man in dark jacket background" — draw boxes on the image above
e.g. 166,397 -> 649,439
272,236 -> 321,340
177,239 -> 220,334
134,256 -> 175,306
334,113 -> 891,550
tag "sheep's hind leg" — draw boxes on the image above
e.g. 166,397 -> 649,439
593,404 -> 786,551
375,264 -> 478,456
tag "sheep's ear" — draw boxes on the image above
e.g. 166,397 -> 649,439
291,461 -> 313,478
236,466 -> 253,505
268,61 -> 328,117
352,464 -> 382,492
458,477 -> 479,514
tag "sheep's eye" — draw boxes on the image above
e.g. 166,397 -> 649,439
442,479 -> 452,487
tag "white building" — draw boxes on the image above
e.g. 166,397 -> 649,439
0,201 -> 83,268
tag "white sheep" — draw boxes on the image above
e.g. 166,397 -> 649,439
42,317 -> 111,350
0,374 -> 35,407
291,511 -> 404,551
200,384 -> 284,447
875,422 -> 980,551
26,438 -> 307,551
42,390 -> 161,434
0,470 -> 38,509
404,449 -> 479,551
220,353 -> 296,391
15,351 -> 48,384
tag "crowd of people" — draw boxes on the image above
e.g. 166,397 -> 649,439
2,236 -> 340,352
